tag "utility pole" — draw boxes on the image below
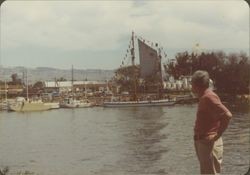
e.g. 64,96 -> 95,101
26,69 -> 28,100
71,65 -> 74,99
71,65 -> 74,87
4,80 -> 7,102
22,69 -> 26,86
158,47 -> 164,99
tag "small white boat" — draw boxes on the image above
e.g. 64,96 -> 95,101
44,102 -> 60,109
60,98 -> 93,108
103,99 -> 176,107
60,66 -> 93,109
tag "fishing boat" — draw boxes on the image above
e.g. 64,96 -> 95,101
60,98 -> 93,108
103,31 -> 176,107
8,70 -> 51,112
44,102 -> 60,109
9,97 -> 51,112
60,65 -> 93,108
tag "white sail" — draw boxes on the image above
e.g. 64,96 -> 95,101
138,39 -> 159,78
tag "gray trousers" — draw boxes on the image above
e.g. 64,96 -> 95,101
194,137 -> 223,174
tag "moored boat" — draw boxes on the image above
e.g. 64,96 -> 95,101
103,99 -> 175,107
59,65 -> 94,108
44,102 -> 60,109
104,31 -> 175,108
60,98 -> 93,108
9,97 -> 51,112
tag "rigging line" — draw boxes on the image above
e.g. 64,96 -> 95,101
126,58 -> 130,66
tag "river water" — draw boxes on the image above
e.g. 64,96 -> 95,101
0,104 -> 249,175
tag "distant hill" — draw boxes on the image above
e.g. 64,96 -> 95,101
0,66 -> 115,83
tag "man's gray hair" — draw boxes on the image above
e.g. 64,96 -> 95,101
192,70 -> 210,88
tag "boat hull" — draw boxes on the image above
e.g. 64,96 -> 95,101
103,100 -> 176,107
9,102 -> 51,112
60,102 -> 93,108
44,102 -> 60,109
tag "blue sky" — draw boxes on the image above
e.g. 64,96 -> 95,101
0,0 -> 249,70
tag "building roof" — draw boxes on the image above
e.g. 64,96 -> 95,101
44,81 -> 106,88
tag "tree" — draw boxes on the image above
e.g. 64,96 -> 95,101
164,50 -> 250,94
11,73 -> 18,82
57,77 -> 67,81
112,65 -> 140,93
10,73 -> 22,85
33,81 -> 44,90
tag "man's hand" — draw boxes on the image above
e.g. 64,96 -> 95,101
202,133 -> 221,143
211,133 -> 222,142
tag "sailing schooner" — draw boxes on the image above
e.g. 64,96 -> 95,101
103,31 -> 176,107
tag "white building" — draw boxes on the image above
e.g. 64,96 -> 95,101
44,80 -> 107,93
164,75 -> 192,91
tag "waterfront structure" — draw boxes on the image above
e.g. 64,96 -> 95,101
44,80 -> 109,94
164,75 -> 192,91
0,83 -> 23,98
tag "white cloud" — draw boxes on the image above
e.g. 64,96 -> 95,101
0,0 -> 249,68
2,0 -> 249,48
1,1 -> 136,50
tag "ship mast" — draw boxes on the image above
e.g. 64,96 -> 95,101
158,47 -> 163,99
131,31 -> 135,66
26,69 -> 29,101
4,80 -> 7,102
131,31 -> 137,101
71,65 -> 74,100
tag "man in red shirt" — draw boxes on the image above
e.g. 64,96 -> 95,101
192,70 -> 232,174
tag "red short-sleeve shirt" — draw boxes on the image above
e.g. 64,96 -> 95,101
194,89 -> 231,136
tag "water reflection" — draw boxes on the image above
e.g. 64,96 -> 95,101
117,107 -> 168,174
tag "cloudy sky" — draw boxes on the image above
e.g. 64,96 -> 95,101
0,0 -> 249,70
